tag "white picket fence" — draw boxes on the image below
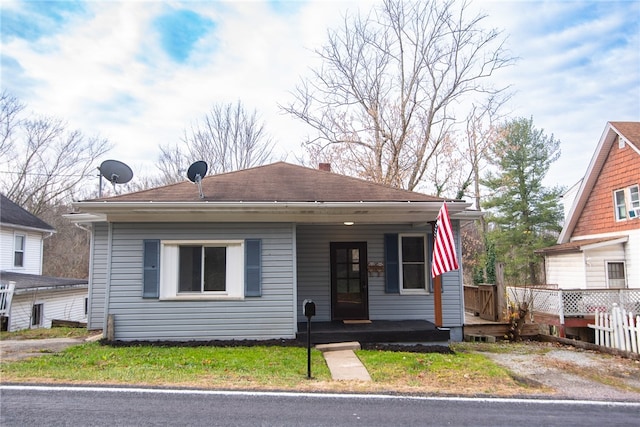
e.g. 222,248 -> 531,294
588,304 -> 640,354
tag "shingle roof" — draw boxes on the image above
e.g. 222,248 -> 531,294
535,236 -> 627,254
0,271 -> 87,292
94,162 -> 448,203
610,121 -> 640,148
0,194 -> 54,232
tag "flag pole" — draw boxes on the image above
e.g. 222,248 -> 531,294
432,220 -> 443,327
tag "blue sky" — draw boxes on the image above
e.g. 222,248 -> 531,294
1,0 -> 639,192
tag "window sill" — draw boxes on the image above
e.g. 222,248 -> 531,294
160,294 -> 245,301
400,289 -> 430,296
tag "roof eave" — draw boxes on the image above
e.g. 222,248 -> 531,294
558,122 -> 617,243
69,200 -> 475,224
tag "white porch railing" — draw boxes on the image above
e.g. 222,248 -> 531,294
0,281 -> 16,317
588,304 -> 640,354
506,286 -> 640,326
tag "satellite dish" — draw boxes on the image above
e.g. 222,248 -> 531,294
98,159 -> 133,197
187,161 -> 208,199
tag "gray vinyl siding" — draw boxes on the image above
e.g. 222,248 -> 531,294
88,222 -> 108,330
296,222 -> 464,327
106,223 -> 295,341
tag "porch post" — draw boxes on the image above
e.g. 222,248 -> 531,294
557,290 -> 566,338
434,275 -> 443,327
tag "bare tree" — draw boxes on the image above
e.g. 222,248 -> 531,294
0,92 -> 112,215
157,101 -> 275,183
0,91 -> 24,160
282,0 -> 513,191
40,202 -> 90,279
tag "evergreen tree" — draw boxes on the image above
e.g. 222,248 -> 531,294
482,117 -> 564,285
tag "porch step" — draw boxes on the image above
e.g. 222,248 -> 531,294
316,341 -> 361,352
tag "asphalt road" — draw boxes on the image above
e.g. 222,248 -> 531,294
2,385 -> 639,427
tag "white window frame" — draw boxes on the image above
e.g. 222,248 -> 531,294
614,185 -> 640,221
613,189 -> 627,221
13,233 -> 25,268
630,185 -> 639,209
398,233 -> 429,295
605,261 -> 627,289
159,240 -> 244,300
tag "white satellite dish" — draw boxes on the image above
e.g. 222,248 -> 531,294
187,160 -> 208,199
98,159 -> 133,197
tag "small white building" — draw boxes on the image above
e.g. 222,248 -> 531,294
1,194 -> 88,331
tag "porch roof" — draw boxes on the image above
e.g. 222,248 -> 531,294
536,235 -> 628,255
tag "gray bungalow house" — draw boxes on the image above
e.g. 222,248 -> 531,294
68,162 -> 479,342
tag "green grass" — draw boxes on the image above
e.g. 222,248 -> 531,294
0,327 -> 94,341
1,341 -> 549,395
356,348 -> 525,394
1,342 -> 332,389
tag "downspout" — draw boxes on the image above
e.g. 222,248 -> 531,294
291,223 -> 298,336
75,222 -> 95,328
104,223 -> 113,339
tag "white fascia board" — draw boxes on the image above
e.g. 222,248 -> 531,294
580,236 -> 629,251
0,222 -> 56,234
71,201 -> 474,223
63,213 -> 107,223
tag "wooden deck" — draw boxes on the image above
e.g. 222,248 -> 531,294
464,312 -> 541,338
296,320 -> 450,345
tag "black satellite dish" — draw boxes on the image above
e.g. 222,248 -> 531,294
187,160 -> 208,199
98,159 -> 133,197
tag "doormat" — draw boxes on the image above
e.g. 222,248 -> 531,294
343,320 -> 372,324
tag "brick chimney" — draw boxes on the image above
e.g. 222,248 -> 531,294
318,163 -> 331,172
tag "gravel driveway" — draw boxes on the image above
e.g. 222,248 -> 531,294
481,342 -> 640,401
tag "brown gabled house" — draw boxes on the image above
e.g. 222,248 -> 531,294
68,162 -> 480,343
538,122 -> 640,290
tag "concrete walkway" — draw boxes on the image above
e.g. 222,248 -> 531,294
316,342 -> 371,381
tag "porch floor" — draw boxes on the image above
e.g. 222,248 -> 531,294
296,320 -> 450,345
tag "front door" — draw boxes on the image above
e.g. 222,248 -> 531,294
330,242 -> 368,320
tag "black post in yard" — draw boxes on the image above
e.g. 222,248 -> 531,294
307,316 -> 312,379
302,299 -> 315,379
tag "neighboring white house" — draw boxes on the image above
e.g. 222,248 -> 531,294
1,194 -> 88,331
538,122 -> 640,290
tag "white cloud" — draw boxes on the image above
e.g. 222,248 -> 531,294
2,0 -> 638,190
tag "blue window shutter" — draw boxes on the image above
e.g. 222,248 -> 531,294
143,240 -> 160,298
384,234 -> 399,293
245,239 -> 262,297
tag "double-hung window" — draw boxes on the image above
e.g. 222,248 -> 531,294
630,185 -> 640,210
14,234 -> 25,267
399,234 -> 428,294
614,185 -> 640,221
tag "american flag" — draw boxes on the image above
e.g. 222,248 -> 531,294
431,202 -> 459,278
